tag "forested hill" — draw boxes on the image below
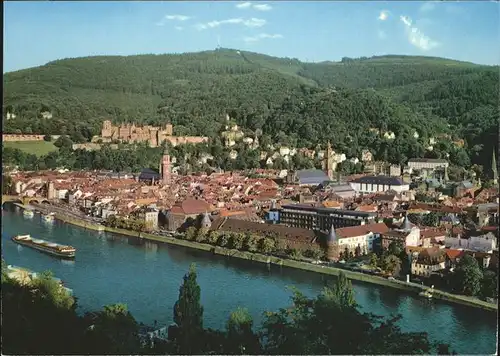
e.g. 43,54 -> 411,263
3,49 -> 499,168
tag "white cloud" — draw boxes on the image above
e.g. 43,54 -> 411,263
378,10 -> 389,21
400,15 -> 439,51
253,4 -> 272,11
195,17 -> 266,30
419,2 -> 436,12
244,33 -> 283,42
156,14 -> 191,26
165,14 -> 191,21
236,2 -> 273,11
236,2 -> 252,9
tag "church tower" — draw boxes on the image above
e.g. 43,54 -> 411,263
325,141 -> 334,180
161,146 -> 172,186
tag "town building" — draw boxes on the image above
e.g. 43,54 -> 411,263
286,169 -> 330,186
166,198 -> 211,231
407,158 -> 449,179
332,222 -> 390,256
134,207 -> 159,231
381,216 -> 420,250
445,231 -> 497,253
411,248 -> 446,277
408,158 -> 449,171
210,216 -> 317,251
278,204 -> 377,232
349,175 -> 410,194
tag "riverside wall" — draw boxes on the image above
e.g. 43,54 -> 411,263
19,203 -> 498,312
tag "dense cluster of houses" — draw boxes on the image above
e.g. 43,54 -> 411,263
6,163 -> 499,279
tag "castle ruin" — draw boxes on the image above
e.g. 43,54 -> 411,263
93,120 -> 208,147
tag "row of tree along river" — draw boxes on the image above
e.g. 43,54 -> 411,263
1,204 -> 497,354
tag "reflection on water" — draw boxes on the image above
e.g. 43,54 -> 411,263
1,204 -> 497,355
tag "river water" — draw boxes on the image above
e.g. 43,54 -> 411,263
1,205 -> 497,354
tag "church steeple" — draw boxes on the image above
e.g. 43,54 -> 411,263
161,145 -> 171,186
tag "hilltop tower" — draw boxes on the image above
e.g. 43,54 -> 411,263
161,146 -> 172,186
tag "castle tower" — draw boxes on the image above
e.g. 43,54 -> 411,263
162,146 -> 172,186
325,141 -> 334,180
200,211 -> 212,229
326,224 -> 340,261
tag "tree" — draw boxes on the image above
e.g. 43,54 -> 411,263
54,135 -> 73,149
380,254 -> 402,276
480,270 -> 498,299
173,264 -> 204,354
327,272 -> 356,309
257,237 -> 275,254
369,253 -> 379,268
185,226 -> 197,241
260,272 -> 435,355
453,255 -> 483,296
355,244 -> 362,257
228,232 -> 245,250
423,212 -> 440,227
243,233 -> 259,252
225,307 -> 261,354
43,134 -> 52,142
85,303 -> 141,354
387,241 -> 403,256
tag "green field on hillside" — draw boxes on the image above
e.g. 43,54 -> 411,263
3,141 -> 58,156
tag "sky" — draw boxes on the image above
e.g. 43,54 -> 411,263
4,1 -> 500,72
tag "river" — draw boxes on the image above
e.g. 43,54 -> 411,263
1,205 -> 497,354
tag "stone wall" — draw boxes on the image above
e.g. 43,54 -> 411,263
2,134 -> 45,142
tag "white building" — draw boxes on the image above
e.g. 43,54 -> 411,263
333,222 -> 389,255
445,232 -> 497,253
408,158 -> 449,171
349,175 -> 410,194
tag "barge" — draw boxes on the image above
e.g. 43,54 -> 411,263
12,235 -> 76,259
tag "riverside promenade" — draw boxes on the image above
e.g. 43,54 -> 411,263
21,201 -> 498,312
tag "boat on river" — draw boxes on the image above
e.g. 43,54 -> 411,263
12,234 -> 76,259
418,290 -> 433,299
23,209 -> 35,218
41,212 -> 55,223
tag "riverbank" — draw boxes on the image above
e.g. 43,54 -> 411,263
19,202 -> 498,312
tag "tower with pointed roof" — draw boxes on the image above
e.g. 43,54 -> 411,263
161,145 -> 171,186
326,224 -> 340,261
402,214 -> 412,232
200,211 -> 212,229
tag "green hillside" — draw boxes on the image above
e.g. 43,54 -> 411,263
2,49 -> 499,171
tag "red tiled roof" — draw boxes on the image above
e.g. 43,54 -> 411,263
336,222 -> 389,239
445,249 -> 464,260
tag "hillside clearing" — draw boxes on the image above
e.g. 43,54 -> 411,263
3,141 -> 58,156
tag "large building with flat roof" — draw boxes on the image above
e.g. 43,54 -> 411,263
349,175 -> 410,194
278,204 -> 377,232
